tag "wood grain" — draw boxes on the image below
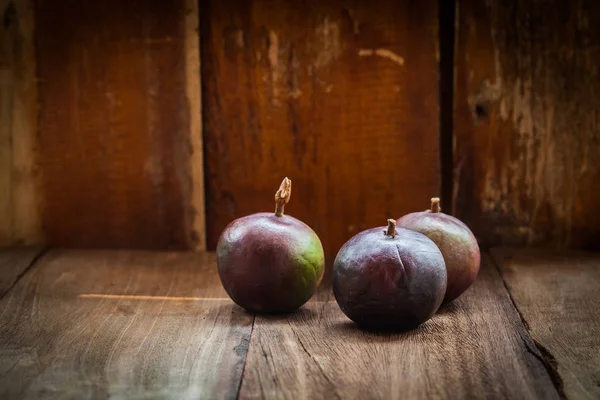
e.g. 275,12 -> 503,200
0,250 -> 252,399
201,0 -> 441,257
35,0 -> 203,250
453,0 -> 600,249
0,247 -> 42,298
239,254 -> 559,399
493,248 -> 600,400
0,0 -> 41,246
185,0 -> 207,252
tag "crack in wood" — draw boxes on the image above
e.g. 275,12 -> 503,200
532,338 -> 566,400
235,313 -> 256,400
288,321 -> 341,400
490,253 -> 566,399
0,247 -> 47,300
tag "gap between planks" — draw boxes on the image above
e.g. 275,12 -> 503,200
0,246 -> 46,300
488,250 -> 566,399
491,247 -> 600,400
236,314 -> 256,400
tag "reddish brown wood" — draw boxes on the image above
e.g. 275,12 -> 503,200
453,0 -> 600,249
201,0 -> 440,257
35,0 -> 198,249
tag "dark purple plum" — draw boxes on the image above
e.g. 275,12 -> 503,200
333,219 -> 447,330
217,178 -> 325,313
397,198 -> 480,303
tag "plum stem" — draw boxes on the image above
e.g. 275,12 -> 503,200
384,219 -> 397,238
274,177 -> 292,217
431,197 -> 441,213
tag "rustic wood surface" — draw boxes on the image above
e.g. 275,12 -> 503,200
2,249 -> 597,399
201,0 -> 441,257
238,254 -> 558,399
35,0 -> 204,250
0,250 -> 252,399
0,247 -> 42,298
493,248 -> 600,400
453,0 -> 600,250
0,0 -> 41,246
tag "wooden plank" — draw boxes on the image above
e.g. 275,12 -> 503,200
0,0 -> 41,246
0,247 -> 43,298
35,0 -> 203,250
185,0 -> 207,252
453,0 -> 600,249
493,248 -> 600,400
239,254 -> 559,399
0,250 -> 253,399
201,0 -> 441,257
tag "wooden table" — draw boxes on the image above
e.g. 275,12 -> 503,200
0,248 -> 597,399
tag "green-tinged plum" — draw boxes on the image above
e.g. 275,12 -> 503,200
333,219 -> 447,331
397,198 -> 480,303
216,178 -> 325,313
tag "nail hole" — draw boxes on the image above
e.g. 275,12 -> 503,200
474,103 -> 489,121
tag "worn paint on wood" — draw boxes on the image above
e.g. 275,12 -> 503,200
0,0 -> 41,246
239,255 -> 559,399
0,250 -> 252,398
454,0 -> 600,249
35,0 -> 203,250
493,248 -> 600,400
201,0 -> 441,257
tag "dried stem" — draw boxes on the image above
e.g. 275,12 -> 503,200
274,177 -> 292,217
384,219 -> 397,238
431,197 -> 441,213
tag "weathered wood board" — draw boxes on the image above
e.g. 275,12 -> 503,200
0,250 -> 252,399
493,248 -> 600,400
34,0 -> 205,250
0,0 -> 41,246
1,249 -> 592,398
454,0 -> 600,249
239,255 -> 559,399
201,0 -> 441,257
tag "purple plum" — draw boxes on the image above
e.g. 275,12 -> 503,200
217,178 -> 325,313
333,219 -> 447,330
397,198 -> 480,303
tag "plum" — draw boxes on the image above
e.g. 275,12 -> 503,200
332,219 -> 447,330
397,198 -> 480,303
216,178 -> 325,313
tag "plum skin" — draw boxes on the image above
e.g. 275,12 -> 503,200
397,212 -> 480,303
332,226 -> 447,330
217,212 -> 325,313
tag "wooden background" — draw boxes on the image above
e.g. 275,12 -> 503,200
454,0 -> 600,249
1,0 -> 205,250
35,0 -> 205,250
1,0 -> 599,253
200,0 -> 440,257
